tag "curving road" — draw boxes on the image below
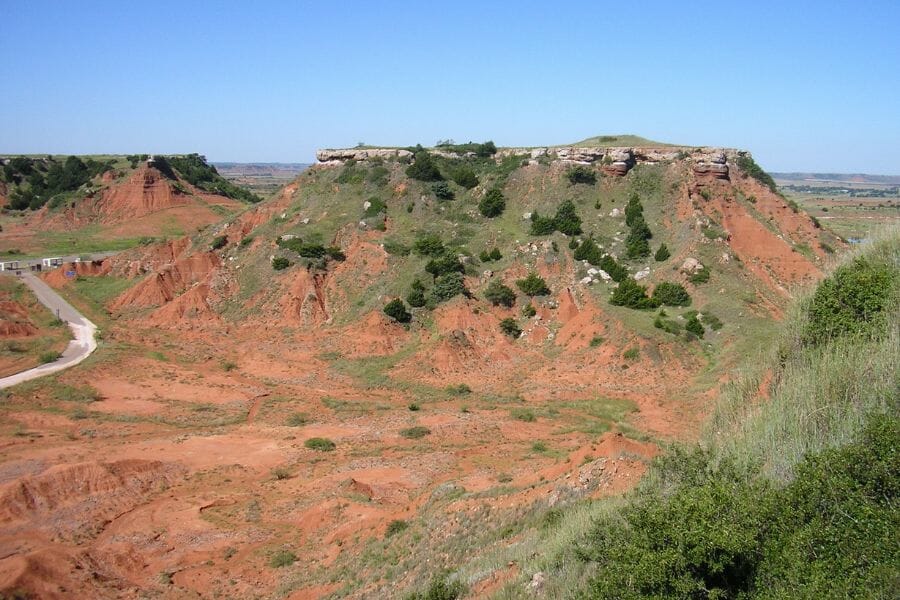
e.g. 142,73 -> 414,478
0,272 -> 98,388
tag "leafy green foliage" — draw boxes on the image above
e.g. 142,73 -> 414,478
450,166 -> 479,189
269,550 -> 298,568
652,282 -> 692,307
499,317 -> 522,338
363,196 -> 387,217
610,278 -> 660,309
625,217 -> 653,259
736,154 -> 778,193
162,154 -> 261,202
385,519 -> 409,537
654,315 -> 683,334
271,257 -> 291,270
566,165 -> 597,185
654,243 -> 671,262
689,267 -> 710,284
304,437 -> 336,452
432,181 -> 455,200
210,235 -> 228,250
516,272 -> 550,296
522,303 -> 537,317
511,408 -> 536,422
406,279 -> 427,308
479,247 -> 503,262
425,252 -> 464,278
803,257 -> 896,346
583,414 -> 900,600
624,193 -> 644,227
6,155 -> 113,210
598,254 -> 629,283
435,140 -> 497,157
383,299 -> 412,323
484,280 -> 516,307
406,151 -> 443,182
413,233 -> 446,257
429,272 -> 467,303
478,188 -> 506,218
573,236 -> 603,263
685,314 -> 705,338
530,201 -> 582,236
404,576 -> 466,600
529,213 -> 557,235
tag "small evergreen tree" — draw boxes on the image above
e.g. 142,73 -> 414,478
530,212 -> 556,235
489,247 -> 502,261
406,279 -> 427,308
430,272 -> 467,303
553,199 -> 582,235
484,280 -> 516,307
383,299 -> 411,323
405,151 -> 443,182
610,278 -> 660,309
432,181 -> 454,200
624,193 -> 644,227
451,167 -> 479,189
479,188 -> 506,217
499,317 -> 522,338
655,243 -> 671,262
685,314 -> 705,337
516,272 -> 550,296
566,165 -> 597,185
574,236 -> 604,264
652,282 -> 692,307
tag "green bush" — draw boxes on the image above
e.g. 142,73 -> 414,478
622,347 -> 640,360
522,303 -> 537,317
445,383 -> 472,396
479,188 -> 506,217
499,317 -> 522,338
405,576 -> 466,600
566,165 -> 597,185
574,236 -> 602,264
484,280 -> 516,307
451,166 -> 479,189
210,235 -> 228,250
286,412 -> 309,426
553,199 -> 583,236
363,196 -> 387,217
406,151 -> 443,182
425,252 -> 464,278
406,279 -> 427,308
489,247 -> 502,261
385,519 -> 409,537
611,278 -> 659,309
413,233 -> 445,257
400,426 -> 431,439
430,272 -> 467,303
384,299 -> 412,323
432,181 -> 455,200
625,236 -> 651,259
599,254 -> 629,283
736,154 -> 778,193
685,314 -> 705,338
304,437 -> 336,452
529,212 -> 556,235
271,257 -> 291,270
654,315 -> 683,334
654,243 -> 670,262
802,257 -> 895,346
516,272 -> 550,296
269,550 -> 298,568
624,193 -> 644,227
689,268 -> 710,284
652,282 -> 692,307
511,408 -> 536,422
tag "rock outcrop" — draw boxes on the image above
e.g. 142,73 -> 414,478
316,144 -> 746,179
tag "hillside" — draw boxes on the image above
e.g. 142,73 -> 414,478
0,141 -> 854,599
0,154 -> 258,257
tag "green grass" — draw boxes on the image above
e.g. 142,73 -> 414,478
71,275 -> 135,305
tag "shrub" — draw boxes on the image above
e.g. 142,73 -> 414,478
736,154 -> 778,192
432,181 -> 454,200
689,268 -> 710,284
553,199 -> 583,236
685,314 -> 705,338
499,317 -> 522,338
286,412 -> 309,426
702,312 -> 724,331
430,272 -> 467,303
589,335 -> 605,347
406,151 -> 443,182
451,167 -> 479,189
210,235 -> 228,250
272,257 -> 291,270
408,402 -> 421,411
599,254 -> 629,283
652,282 -> 692,306
654,315 -> 683,334
445,383 -> 472,395
574,236 -> 603,264
413,233 -> 445,257
566,165 -> 597,185
522,303 -> 536,317
400,426 -> 431,439
624,193 -> 644,227
405,576 -> 466,600
325,246 -> 346,261
489,247 -> 502,261
425,252 -> 464,277
272,466 -> 291,480
802,257 -> 895,346
511,408 -> 536,422
363,196 -> 386,217
383,239 -> 410,256
532,441 -> 549,453
484,280 -> 516,307
269,550 -> 297,568
654,243 -> 670,262
384,299 -> 412,323
478,188 -> 506,217
516,272 -> 550,296
39,351 -> 61,364
304,437 -> 336,452
385,519 -> 409,537
406,279 -> 427,308
529,212 -> 556,235
622,347 -> 640,360
625,236 -> 651,259
611,278 -> 659,309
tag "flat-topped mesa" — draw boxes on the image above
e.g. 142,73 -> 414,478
315,145 -> 745,180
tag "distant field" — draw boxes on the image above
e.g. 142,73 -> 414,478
213,162 -> 309,196
774,173 -> 900,241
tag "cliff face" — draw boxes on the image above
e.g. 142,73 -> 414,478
316,145 -> 742,180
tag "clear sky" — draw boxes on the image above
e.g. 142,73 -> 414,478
2,1 -> 898,173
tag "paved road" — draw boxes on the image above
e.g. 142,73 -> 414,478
0,272 -> 98,388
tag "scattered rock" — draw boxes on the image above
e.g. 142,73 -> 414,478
634,267 -> 651,281
529,572 -> 546,591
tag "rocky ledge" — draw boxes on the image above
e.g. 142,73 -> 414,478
316,145 -> 746,180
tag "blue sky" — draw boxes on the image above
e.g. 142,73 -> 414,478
2,1 -> 898,173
